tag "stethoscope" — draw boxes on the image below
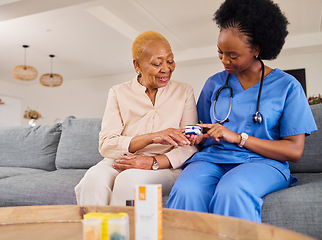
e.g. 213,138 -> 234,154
213,59 -> 265,124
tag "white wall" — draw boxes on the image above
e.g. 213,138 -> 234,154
174,49 -> 322,98
0,80 -> 26,126
0,94 -> 22,126
1,49 -> 321,126
21,72 -> 135,125
269,50 -> 322,97
0,80 -> 26,98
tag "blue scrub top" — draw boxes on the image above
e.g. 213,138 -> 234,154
186,69 -> 317,179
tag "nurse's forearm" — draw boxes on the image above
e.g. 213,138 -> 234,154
243,134 -> 305,163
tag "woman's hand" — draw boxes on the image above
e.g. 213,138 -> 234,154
196,124 -> 305,163
150,128 -> 190,146
200,123 -> 240,144
129,128 -> 190,153
186,133 -> 204,145
112,155 -> 153,172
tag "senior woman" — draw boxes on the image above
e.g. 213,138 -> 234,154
75,31 -> 198,206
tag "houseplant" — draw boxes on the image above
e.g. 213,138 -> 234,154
308,94 -> 322,105
23,107 -> 42,126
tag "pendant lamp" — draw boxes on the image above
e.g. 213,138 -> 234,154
11,45 -> 38,81
40,55 -> 63,87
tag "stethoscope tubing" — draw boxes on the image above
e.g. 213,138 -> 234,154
213,80 -> 233,124
213,59 -> 265,124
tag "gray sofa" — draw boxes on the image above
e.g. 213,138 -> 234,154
0,105 -> 321,239
0,116 -> 103,206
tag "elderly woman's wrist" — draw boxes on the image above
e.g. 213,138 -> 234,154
148,132 -> 158,144
140,133 -> 153,143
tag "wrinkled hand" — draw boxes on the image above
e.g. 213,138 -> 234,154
199,123 -> 240,144
150,128 -> 190,146
112,155 -> 153,172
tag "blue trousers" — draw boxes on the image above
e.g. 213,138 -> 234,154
166,161 -> 291,222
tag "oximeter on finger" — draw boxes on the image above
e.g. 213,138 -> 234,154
185,125 -> 202,135
185,125 -> 211,135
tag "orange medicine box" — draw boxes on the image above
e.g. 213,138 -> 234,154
135,184 -> 162,240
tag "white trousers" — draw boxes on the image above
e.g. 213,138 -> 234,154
75,158 -> 181,206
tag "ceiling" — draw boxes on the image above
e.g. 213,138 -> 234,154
0,0 -> 322,85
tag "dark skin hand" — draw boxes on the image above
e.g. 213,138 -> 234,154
113,128 -> 190,172
112,154 -> 171,172
113,155 -> 153,172
189,123 -> 305,163
128,128 -> 190,153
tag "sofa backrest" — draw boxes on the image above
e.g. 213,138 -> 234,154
289,104 -> 322,173
55,116 -> 103,169
0,124 -> 62,171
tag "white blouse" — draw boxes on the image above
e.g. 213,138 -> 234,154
99,78 -> 198,169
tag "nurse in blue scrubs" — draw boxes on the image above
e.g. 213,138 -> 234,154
167,0 -> 317,222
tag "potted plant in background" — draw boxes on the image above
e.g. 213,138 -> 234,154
24,107 -> 42,126
308,94 -> 322,105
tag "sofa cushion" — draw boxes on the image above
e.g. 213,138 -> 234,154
0,167 -> 47,179
289,104 -> 322,173
262,172 -> 322,239
55,116 -> 103,169
0,169 -> 87,206
0,124 -> 62,171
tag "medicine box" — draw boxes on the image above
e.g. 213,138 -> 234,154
135,184 -> 162,240
84,212 -> 129,240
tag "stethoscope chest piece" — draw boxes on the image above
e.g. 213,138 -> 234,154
253,111 -> 263,124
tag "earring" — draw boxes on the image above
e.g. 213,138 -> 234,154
137,70 -> 142,79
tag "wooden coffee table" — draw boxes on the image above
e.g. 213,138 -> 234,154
0,205 -> 316,240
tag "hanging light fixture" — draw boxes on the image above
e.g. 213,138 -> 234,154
40,54 -> 63,87
11,45 -> 38,81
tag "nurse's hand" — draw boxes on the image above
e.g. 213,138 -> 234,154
199,123 -> 241,144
